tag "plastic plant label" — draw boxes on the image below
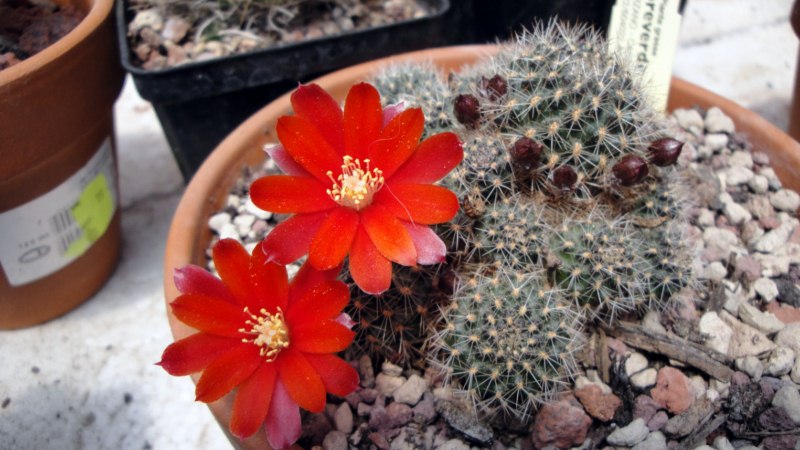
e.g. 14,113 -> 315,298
607,0 -> 683,112
0,139 -> 117,286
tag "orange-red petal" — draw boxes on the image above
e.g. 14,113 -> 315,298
360,204 -> 416,266
212,239 -> 255,307
261,211 -> 328,265
290,320 -> 354,353
375,183 -> 459,224
158,333 -> 236,376
389,132 -> 463,184
288,261 -> 343,305
304,354 -> 360,397
195,344 -> 262,403
291,83 -> 344,153
230,362 -> 277,439
277,348 -> 327,412
285,279 -> 350,324
249,241 -> 289,313
173,265 -> 235,303
250,175 -> 335,214
349,226 -> 392,294
277,115 -> 343,184
343,82 -> 383,161
308,207 -> 359,270
369,108 -> 425,178
171,294 -> 245,338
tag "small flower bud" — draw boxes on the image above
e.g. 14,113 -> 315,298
552,165 -> 577,190
509,137 -> 543,171
648,138 -> 684,166
437,268 -> 457,295
454,94 -> 481,129
480,75 -> 508,100
613,155 -> 649,186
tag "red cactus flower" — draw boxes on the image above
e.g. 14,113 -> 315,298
159,239 -> 359,449
251,82 -> 463,294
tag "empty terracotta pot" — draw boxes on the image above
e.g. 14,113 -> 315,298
0,0 -> 124,329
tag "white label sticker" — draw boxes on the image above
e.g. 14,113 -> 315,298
607,0 -> 683,112
0,139 -> 117,286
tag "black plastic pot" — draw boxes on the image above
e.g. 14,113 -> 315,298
454,0 -> 689,42
116,0 -> 457,180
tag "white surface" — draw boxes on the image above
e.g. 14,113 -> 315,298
0,1 -> 797,449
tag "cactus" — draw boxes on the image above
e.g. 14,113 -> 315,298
430,267 -> 583,421
366,21 -> 696,424
343,264 -> 452,369
454,23 -> 664,200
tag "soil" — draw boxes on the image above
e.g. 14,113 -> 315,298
125,0 -> 434,70
0,0 -> 84,71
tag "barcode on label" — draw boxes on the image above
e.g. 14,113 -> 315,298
49,208 -> 82,255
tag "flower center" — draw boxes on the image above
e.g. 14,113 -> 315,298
326,156 -> 384,210
240,307 -> 289,362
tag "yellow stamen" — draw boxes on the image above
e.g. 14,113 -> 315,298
240,307 -> 290,362
326,156 -> 385,210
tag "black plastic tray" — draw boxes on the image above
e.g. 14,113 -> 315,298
116,0 -> 455,180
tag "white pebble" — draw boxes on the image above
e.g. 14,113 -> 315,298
748,175 -> 769,194
735,355 -> 763,381
696,209 -> 715,227
208,212 -> 232,233
725,166 -> 754,185
704,133 -> 729,152
754,277 -> 779,302
630,368 -> 657,389
769,189 -> 800,212
218,222 -> 241,242
244,198 -> 272,220
766,347 -> 796,376
713,436 -> 734,450
760,167 -> 782,190
702,261 -> 727,282
754,221 -> 795,253
226,194 -> 241,209
233,214 -> 256,235
625,352 -> 648,376
673,108 -> 704,132
723,201 -> 752,225
705,107 -> 735,134
728,150 -> 753,168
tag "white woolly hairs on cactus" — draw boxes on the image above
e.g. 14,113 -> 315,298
429,266 -> 584,422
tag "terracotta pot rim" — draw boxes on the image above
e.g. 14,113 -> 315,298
0,0 -> 111,84
162,43 -> 800,449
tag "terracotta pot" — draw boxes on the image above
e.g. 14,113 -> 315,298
0,0 -> 124,329
163,45 -> 800,449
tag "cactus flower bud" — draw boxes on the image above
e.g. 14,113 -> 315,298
648,138 -> 684,167
552,165 -> 577,189
480,75 -> 508,100
509,137 -> 543,171
613,155 -> 649,186
454,94 -> 481,129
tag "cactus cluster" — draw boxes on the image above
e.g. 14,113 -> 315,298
430,267 -> 582,420
357,22 -> 695,423
342,264 -> 453,369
